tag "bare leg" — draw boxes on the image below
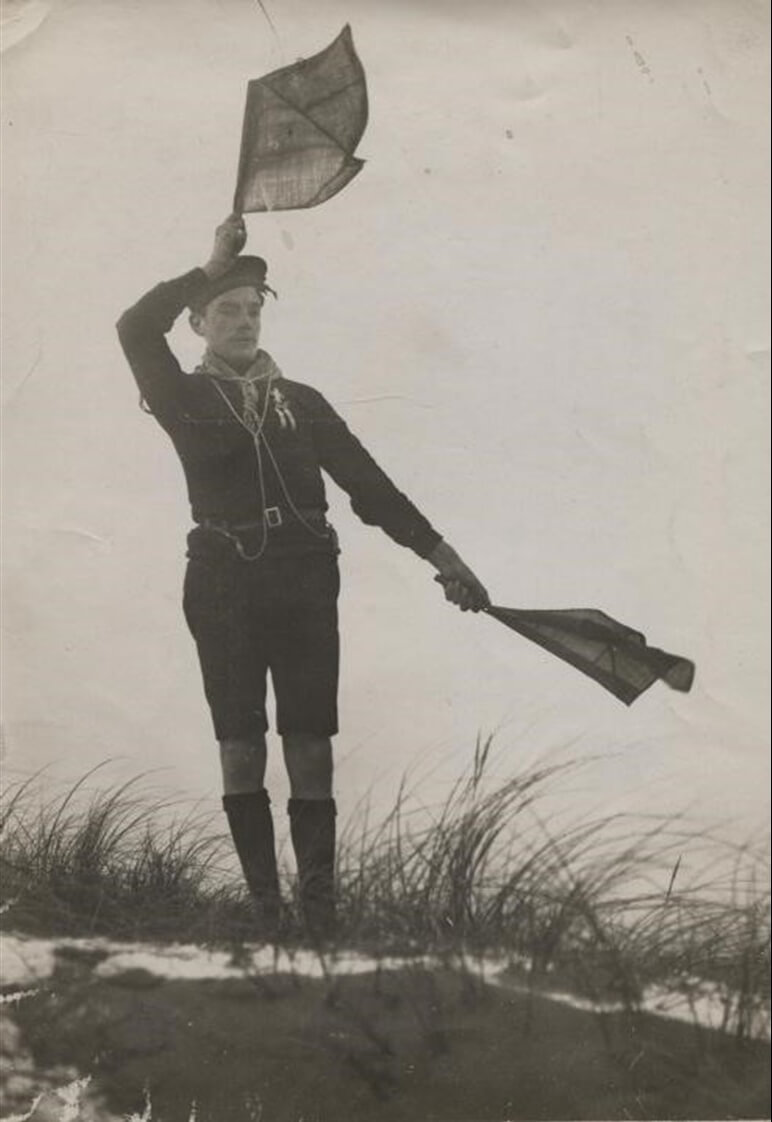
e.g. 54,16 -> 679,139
281,733 -> 333,799
219,736 -> 267,794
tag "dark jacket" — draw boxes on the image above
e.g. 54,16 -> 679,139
116,268 -> 442,559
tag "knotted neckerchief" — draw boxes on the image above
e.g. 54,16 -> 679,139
196,348 -> 283,433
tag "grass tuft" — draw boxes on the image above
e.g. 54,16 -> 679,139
1,747 -> 769,1041
0,766 -> 245,943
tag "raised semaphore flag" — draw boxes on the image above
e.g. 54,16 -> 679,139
234,25 -> 368,214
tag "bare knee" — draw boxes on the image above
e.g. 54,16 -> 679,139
219,737 -> 267,795
282,734 -> 333,800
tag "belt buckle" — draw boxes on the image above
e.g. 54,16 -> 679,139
264,506 -> 282,529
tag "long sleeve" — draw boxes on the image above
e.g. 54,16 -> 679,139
116,269 -> 211,421
307,388 -> 442,559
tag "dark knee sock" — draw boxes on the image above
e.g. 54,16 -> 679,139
222,789 -> 281,927
288,797 -> 337,939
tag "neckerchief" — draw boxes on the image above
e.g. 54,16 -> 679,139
196,348 -> 283,432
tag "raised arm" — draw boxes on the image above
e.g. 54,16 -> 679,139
115,215 -> 247,418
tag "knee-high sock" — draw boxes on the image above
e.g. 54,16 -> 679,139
288,797 -> 337,939
223,789 -> 281,928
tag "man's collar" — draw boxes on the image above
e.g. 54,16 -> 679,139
195,348 -> 281,383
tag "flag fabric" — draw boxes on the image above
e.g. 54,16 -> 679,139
234,25 -> 368,213
484,605 -> 695,705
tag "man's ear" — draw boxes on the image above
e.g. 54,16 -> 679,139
189,310 -> 206,338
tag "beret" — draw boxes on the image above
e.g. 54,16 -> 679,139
189,256 -> 271,311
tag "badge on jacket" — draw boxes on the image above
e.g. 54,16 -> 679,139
271,387 -> 297,431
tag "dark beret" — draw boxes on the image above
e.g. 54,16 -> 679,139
190,256 -> 271,311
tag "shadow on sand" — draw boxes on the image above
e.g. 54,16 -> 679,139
10,947 -> 770,1122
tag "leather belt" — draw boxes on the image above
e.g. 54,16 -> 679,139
202,507 -> 325,533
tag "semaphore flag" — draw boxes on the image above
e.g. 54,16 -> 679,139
485,604 -> 695,705
234,25 -> 368,214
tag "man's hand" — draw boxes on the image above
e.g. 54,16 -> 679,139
428,541 -> 490,613
203,213 -> 248,278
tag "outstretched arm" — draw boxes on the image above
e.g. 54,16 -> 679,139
308,389 -> 490,612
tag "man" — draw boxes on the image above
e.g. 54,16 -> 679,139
117,213 -> 489,942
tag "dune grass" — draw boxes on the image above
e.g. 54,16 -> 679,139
0,766 -> 239,945
1,747 -> 769,1042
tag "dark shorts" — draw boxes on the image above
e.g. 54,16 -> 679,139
183,534 -> 340,740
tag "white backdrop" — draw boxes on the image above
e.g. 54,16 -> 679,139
2,0 -> 769,840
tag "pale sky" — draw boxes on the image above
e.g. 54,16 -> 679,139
1,0 -> 769,844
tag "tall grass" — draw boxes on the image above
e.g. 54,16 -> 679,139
1,748 -> 769,1039
0,766 -> 244,942
336,740 -> 770,1037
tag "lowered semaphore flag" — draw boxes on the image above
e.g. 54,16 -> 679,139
485,604 -> 695,705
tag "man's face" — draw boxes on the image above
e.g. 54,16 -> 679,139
191,285 -> 263,369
